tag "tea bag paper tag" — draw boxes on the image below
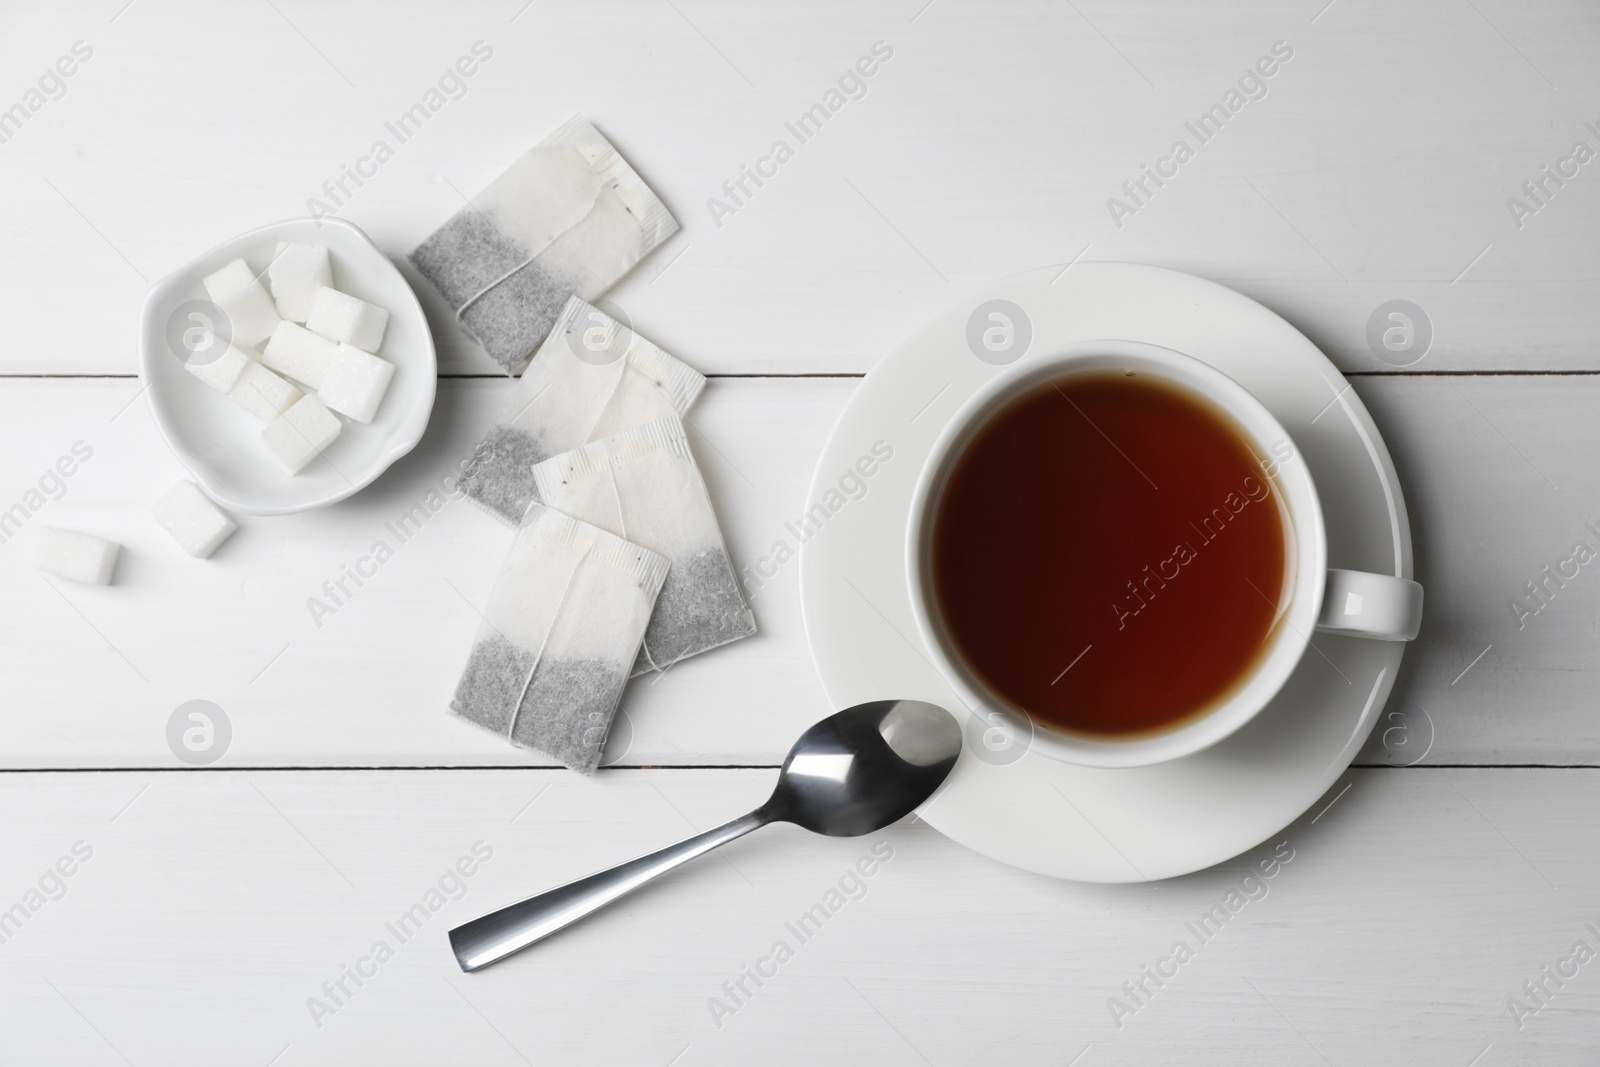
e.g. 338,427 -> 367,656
449,504 -> 669,773
530,417 -> 757,676
459,297 -> 705,526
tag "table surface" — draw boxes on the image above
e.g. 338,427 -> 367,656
2,1 -> 1598,1063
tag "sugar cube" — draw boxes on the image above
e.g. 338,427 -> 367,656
261,321 -> 340,390
318,344 -> 394,423
150,480 -> 237,558
228,361 -> 302,421
202,258 -> 281,346
267,242 -> 331,322
306,287 -> 388,352
35,527 -> 119,585
185,340 -> 255,393
261,395 -> 342,474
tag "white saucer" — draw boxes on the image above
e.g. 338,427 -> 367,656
799,263 -> 1413,882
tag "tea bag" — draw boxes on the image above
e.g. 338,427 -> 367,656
530,417 -> 756,676
461,296 -> 705,524
410,115 -> 679,374
450,503 -> 669,773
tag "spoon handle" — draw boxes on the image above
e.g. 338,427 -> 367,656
450,809 -> 770,971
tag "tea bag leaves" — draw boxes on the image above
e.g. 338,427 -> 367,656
461,297 -> 705,525
450,504 -> 669,773
530,417 -> 756,676
410,115 -> 679,374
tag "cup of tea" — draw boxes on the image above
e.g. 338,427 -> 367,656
906,339 -> 1423,768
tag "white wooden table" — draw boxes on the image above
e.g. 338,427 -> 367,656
2,1 -> 1597,1062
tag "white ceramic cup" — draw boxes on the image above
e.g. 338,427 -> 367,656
906,339 -> 1424,768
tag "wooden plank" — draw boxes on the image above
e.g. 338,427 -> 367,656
1352,375 -> 1600,766
1,0 -> 1596,377
0,767 -> 1591,1064
3,5 -> 1597,1065
0,377 -> 848,769
6,374 -> 1600,767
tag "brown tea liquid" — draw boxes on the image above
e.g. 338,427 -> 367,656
930,371 -> 1289,737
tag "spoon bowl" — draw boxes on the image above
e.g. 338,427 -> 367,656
768,699 -> 961,836
450,699 -> 960,972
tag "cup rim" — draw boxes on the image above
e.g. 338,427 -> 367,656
905,338 -> 1327,768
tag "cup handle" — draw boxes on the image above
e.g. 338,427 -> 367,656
1316,569 -> 1423,641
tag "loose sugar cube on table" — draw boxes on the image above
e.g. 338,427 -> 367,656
261,321 -> 339,390
306,286 -> 388,352
261,395 -> 342,474
185,340 -> 255,393
150,480 -> 237,558
228,361 -> 301,421
318,344 -> 394,423
267,242 -> 330,322
202,258 -> 281,346
35,527 -> 119,585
